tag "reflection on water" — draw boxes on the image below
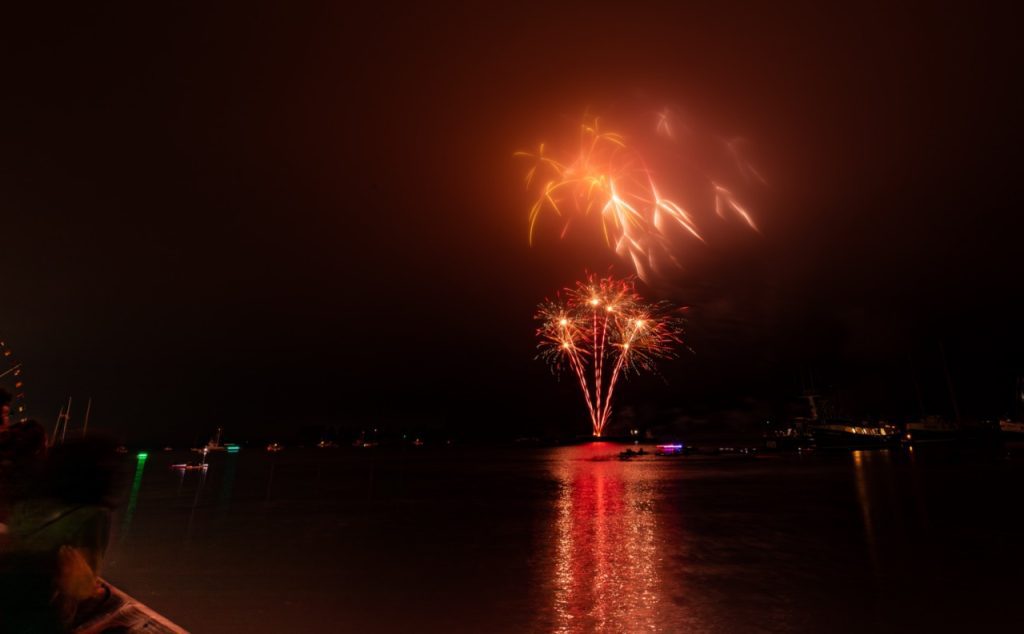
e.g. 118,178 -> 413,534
550,443 -> 664,633
218,454 -> 238,518
184,467 -> 208,545
907,445 -> 931,528
852,449 -> 904,578
104,444 -> 1024,633
265,455 -> 276,502
851,450 -> 879,573
120,451 -> 147,537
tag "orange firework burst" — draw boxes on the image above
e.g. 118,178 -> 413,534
518,112 -> 759,282
536,274 -> 683,437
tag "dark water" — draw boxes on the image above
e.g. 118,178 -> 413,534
104,443 -> 1024,633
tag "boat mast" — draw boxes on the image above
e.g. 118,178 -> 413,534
61,396 -> 72,443
82,397 -> 92,436
800,367 -> 820,421
53,405 -> 65,440
804,393 -> 820,421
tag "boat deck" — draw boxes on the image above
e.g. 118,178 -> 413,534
73,581 -> 187,634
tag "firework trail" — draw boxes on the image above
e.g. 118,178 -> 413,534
536,274 -> 683,437
517,109 -> 761,283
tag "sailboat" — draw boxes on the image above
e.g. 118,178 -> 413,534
799,393 -> 898,450
191,426 -> 233,453
902,343 -> 991,444
904,415 -> 961,443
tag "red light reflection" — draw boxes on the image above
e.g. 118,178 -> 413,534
551,443 -> 663,632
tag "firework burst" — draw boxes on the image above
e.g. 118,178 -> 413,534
518,111 -> 760,283
536,274 -> 683,437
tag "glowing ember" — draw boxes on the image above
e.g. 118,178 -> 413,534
536,274 -> 684,437
517,111 -> 760,282
0,338 -> 27,422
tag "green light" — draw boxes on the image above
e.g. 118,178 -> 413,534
226,445 -> 240,454
137,452 -> 149,460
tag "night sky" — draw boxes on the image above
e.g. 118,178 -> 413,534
3,2 -> 1021,444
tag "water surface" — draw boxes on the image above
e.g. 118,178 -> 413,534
105,443 -> 1024,632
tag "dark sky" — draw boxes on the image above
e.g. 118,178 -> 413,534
2,2 -> 1022,443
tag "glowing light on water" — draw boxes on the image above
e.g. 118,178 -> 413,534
551,447 -> 662,632
122,450 -> 148,535
536,274 -> 683,437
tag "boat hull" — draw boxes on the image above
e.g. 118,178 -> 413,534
1000,421 -> 1024,440
74,581 -> 188,633
904,429 -> 961,444
812,427 -> 898,450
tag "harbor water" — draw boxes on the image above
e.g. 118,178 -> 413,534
105,442 -> 1024,632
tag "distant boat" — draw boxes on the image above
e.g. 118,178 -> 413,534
266,442 -> 284,452
352,430 -> 378,448
191,427 -> 239,454
904,416 -> 961,443
316,439 -> 338,449
789,393 -> 898,450
655,444 -> 684,456
763,422 -> 813,451
192,426 -> 227,453
811,420 -> 899,450
171,463 -> 208,472
619,448 -> 648,460
999,419 -> 1024,439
